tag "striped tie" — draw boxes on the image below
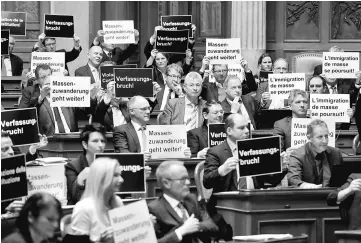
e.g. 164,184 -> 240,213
186,104 -> 197,131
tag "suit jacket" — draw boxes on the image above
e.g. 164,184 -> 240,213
159,97 -> 206,127
148,193 -> 218,243
65,154 -> 89,205
91,42 -> 138,65
287,142 -> 343,186
200,71 -> 257,103
2,231 -> 28,243
2,53 -> 23,76
327,173 -> 361,230
18,84 -> 41,108
255,81 -> 272,109
113,122 -> 141,153
220,95 -> 258,129
58,47 -> 82,71
75,64 -> 96,84
187,125 -> 208,157
273,116 -> 292,152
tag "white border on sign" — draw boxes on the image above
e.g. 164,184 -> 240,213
1,11 -> 28,36
43,14 -> 74,38
155,29 -> 189,54
113,67 -> 154,98
1,107 -> 41,147
94,152 -> 146,194
160,15 -> 193,38
236,135 -> 283,178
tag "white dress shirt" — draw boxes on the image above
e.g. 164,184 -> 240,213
46,97 -> 71,133
3,57 -> 12,76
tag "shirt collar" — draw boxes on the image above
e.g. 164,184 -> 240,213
226,97 -> 242,105
185,95 -> 199,106
88,63 -> 98,73
226,137 -> 237,153
163,193 -> 180,208
131,120 -> 143,131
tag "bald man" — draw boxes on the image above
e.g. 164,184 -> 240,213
1,36 -> 23,76
75,46 -> 104,84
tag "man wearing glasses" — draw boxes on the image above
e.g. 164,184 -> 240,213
256,58 -> 289,109
33,33 -> 82,72
187,101 -> 224,158
200,60 -> 258,102
148,160 -> 218,243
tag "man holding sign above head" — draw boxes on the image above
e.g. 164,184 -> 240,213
287,119 -> 344,189
187,101 -> 224,158
148,161 -> 218,243
33,32 -> 82,72
220,75 -> 258,129
92,28 -> 139,65
75,45 -> 104,85
159,72 -> 206,131
256,58 -> 289,109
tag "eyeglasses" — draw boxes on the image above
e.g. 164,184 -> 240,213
131,106 -> 151,111
166,177 -> 190,183
211,110 -> 225,115
229,86 -> 242,91
213,69 -> 228,74
185,83 -> 202,88
168,74 -> 181,80
309,85 -> 322,88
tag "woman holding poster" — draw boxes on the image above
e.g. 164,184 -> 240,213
254,53 -> 273,83
64,158 -> 124,243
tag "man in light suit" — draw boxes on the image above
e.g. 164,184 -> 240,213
148,161 -> 218,243
220,75 -> 258,129
74,46 -> 104,84
113,96 -> 191,159
159,72 -> 206,131
287,119 -> 344,188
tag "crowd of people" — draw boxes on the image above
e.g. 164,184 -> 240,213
2,23 -> 361,242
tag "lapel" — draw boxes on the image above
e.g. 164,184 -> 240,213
241,95 -> 256,127
183,197 -> 196,217
197,99 -> 205,126
60,107 -> 71,130
305,143 -> 319,180
127,123 -> 141,152
324,147 -> 334,170
85,64 -> 96,84
211,82 -> 218,100
160,195 -> 183,224
221,98 -> 231,113
43,98 -> 55,126
178,97 -> 186,124
202,125 -> 208,145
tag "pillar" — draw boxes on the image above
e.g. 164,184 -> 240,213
231,1 -> 266,73
50,1 -> 90,76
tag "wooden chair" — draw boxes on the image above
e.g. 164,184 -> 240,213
291,51 -> 323,87
194,161 -> 213,201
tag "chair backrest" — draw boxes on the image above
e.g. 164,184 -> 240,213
352,134 -> 360,155
194,161 -> 213,201
291,51 -> 323,87
60,214 -> 72,237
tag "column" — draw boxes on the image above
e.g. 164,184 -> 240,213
50,1 -> 90,76
231,1 -> 266,73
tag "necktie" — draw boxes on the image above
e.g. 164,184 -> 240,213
53,107 -> 65,133
178,202 -> 188,222
108,52 -> 112,60
238,177 -> 247,189
186,104 -> 198,131
315,152 -> 324,177
331,86 -> 337,94
139,126 -> 147,151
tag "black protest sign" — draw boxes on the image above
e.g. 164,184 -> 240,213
100,64 -> 137,89
156,30 -> 189,54
114,68 -> 153,98
161,15 -> 193,37
1,154 -> 27,202
208,123 -> 226,148
259,71 -> 272,83
1,30 -> 10,55
237,136 -> 281,177
1,11 -> 27,36
44,14 -> 74,38
1,108 -> 40,146
95,153 -> 145,194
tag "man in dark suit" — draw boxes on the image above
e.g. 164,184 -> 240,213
65,125 -> 107,205
148,160 -> 218,243
187,101 -> 224,158
327,173 -> 361,230
203,113 -> 288,193
159,72 -> 207,131
220,75 -> 258,129
74,46 -> 104,84
273,89 -> 308,152
200,61 -> 257,103
287,119 -> 344,188
34,33 -> 82,72
357,92 -> 361,136
1,36 -> 23,76
91,29 -> 139,65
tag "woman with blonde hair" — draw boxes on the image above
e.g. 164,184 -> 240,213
63,157 -> 123,243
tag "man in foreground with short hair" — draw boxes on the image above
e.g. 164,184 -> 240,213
75,45 -> 104,85
287,119 -> 344,188
187,101 -> 224,158
148,160 -> 218,243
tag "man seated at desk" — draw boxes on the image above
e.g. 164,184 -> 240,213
327,173 -> 361,230
287,119 -> 344,189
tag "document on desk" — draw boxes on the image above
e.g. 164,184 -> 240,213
233,234 -> 293,241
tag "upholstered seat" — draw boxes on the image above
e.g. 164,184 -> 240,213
292,52 -> 323,87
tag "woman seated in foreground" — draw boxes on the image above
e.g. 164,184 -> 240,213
2,192 -> 62,243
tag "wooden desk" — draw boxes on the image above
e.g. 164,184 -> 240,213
214,189 -> 347,243
334,230 -> 361,243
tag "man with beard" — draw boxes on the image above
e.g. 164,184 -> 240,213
287,119 -> 344,188
75,46 -> 104,85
